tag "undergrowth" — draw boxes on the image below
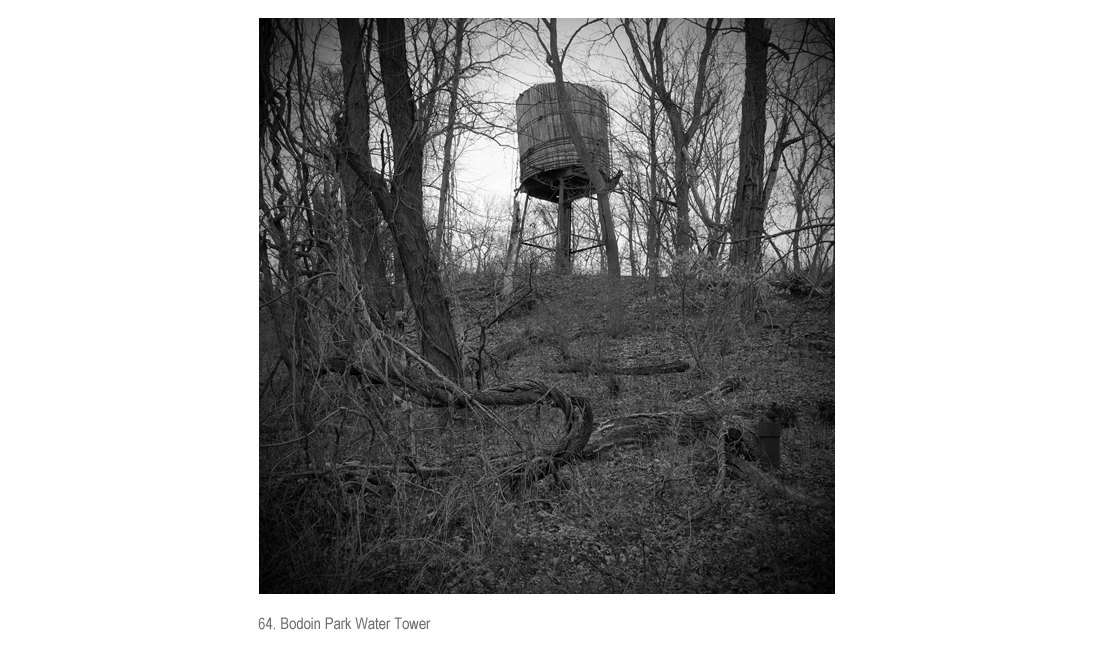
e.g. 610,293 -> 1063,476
259,272 -> 834,593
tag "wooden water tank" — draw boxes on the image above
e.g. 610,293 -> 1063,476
516,82 -> 611,203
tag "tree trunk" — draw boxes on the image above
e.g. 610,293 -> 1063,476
689,183 -> 719,259
646,91 -> 660,303
544,20 -> 620,279
374,18 -> 464,384
594,192 -> 620,278
671,138 -> 692,254
792,192 -> 804,273
727,19 -> 771,314
622,19 -> 721,260
335,19 -> 395,321
434,18 -> 466,269
761,113 -> 799,221
624,192 -> 639,276
501,194 -> 525,298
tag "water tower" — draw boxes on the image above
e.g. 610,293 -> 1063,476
515,82 -> 613,272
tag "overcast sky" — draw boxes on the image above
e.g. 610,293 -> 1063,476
305,19 -> 789,232
458,19 -> 630,203
310,19 -> 714,204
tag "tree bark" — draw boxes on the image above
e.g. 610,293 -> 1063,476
335,19 -> 395,321
623,191 -> 639,276
760,112 -> 801,221
350,18 -> 464,384
728,19 -> 771,271
434,18 -> 466,269
646,91 -> 660,305
501,194 -> 525,298
727,19 -> 771,316
543,20 -> 620,279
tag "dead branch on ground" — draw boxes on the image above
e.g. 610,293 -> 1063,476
555,358 -> 689,375
303,340 -> 827,506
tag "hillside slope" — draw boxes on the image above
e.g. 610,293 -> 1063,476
260,272 -> 835,593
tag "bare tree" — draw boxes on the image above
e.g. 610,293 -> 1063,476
782,127 -> 833,274
529,19 -> 621,279
620,90 -> 670,298
622,18 -> 722,257
687,95 -> 740,260
773,19 -> 835,276
259,18 -> 337,432
501,193 -> 525,298
335,19 -> 396,320
725,19 -> 772,315
340,18 -> 464,384
433,18 -> 467,268
645,91 -> 663,295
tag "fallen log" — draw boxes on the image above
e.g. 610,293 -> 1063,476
277,460 -> 453,483
492,338 -> 529,363
481,331 -> 545,369
301,342 -> 826,506
555,358 -> 689,375
582,377 -> 752,458
507,377 -> 831,507
727,456 -> 833,508
496,377 -> 750,491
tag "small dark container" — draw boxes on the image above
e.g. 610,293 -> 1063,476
756,420 -> 782,469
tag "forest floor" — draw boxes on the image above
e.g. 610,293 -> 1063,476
260,271 -> 835,594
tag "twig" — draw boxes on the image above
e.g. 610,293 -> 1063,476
259,410 -> 343,448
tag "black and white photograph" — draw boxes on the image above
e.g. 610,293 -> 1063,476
259,17 -> 835,594
11,4 -> 1094,644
